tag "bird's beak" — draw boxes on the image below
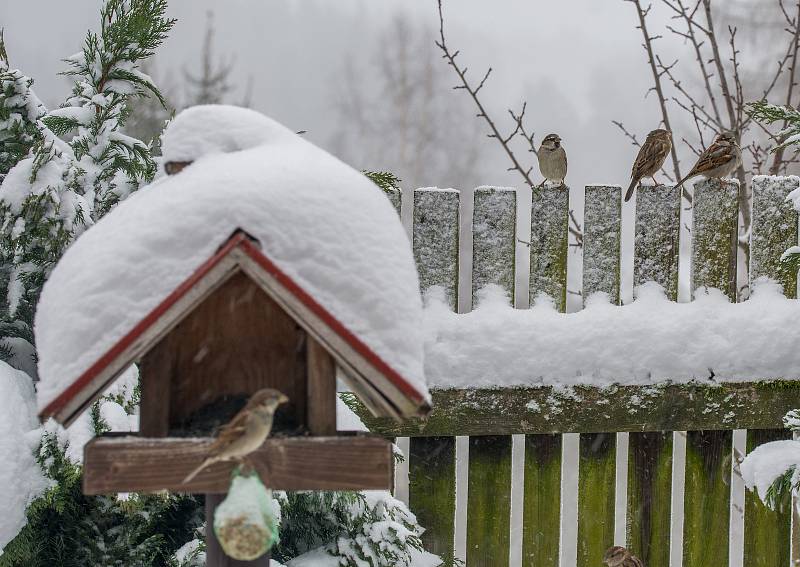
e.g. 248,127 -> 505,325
278,393 -> 289,405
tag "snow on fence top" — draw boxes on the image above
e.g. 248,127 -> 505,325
393,175 -> 800,388
35,105 -> 427,411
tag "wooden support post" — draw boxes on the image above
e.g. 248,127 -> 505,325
583,185 -> 622,305
751,175 -> 800,298
522,434 -> 562,567
413,188 -> 460,310
530,184 -> 569,311
627,431 -> 672,567
466,435 -> 512,567
306,336 -> 336,435
691,179 -> 739,299
472,186 -> 516,305
635,184 -> 680,301
577,432 -> 616,567
206,493 -> 271,567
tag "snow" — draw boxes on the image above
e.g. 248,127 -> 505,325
423,279 -> 800,388
0,361 -> 47,554
336,397 -> 367,431
740,439 -> 800,502
35,105 -> 427,411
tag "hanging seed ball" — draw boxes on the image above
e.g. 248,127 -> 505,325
214,472 -> 280,561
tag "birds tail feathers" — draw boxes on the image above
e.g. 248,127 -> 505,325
625,178 -> 638,202
183,457 -> 216,484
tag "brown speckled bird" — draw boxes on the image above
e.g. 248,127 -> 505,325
603,546 -> 644,567
538,133 -> 568,185
183,389 -> 289,483
625,129 -> 673,202
676,130 -> 741,187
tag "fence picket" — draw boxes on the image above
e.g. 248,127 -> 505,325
577,432 -> 616,567
383,186 -> 401,215
751,176 -> 800,298
583,185 -> 622,304
683,430 -> 732,567
530,184 -> 569,311
467,435 -> 512,567
473,187 -> 517,304
413,188 -> 460,310
408,437 -> 456,564
691,179 -> 739,299
743,429 -> 792,567
522,434 -> 562,567
627,432 -> 672,567
634,184 -> 680,300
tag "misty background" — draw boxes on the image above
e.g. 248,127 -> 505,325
1,0 -> 785,194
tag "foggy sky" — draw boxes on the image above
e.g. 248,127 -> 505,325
0,0 -> 712,193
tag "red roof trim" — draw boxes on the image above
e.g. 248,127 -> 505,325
236,238 -> 426,404
39,231 -> 426,420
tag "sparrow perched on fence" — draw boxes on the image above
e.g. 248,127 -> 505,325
676,130 -> 741,187
183,388 -> 289,483
625,129 -> 672,202
538,133 -> 568,185
603,546 -> 644,567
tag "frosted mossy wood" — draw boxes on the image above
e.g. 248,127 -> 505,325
413,188 -> 459,310
751,176 -> 799,298
627,431 -> 672,567
522,434 -> 561,567
577,432 -> 616,567
344,382 -> 800,436
530,183 -> 569,311
691,179 -> 738,299
743,428 -> 791,567
634,184 -> 680,301
466,435 -> 512,567
473,187 -> 516,304
408,436 -> 456,564
384,186 -> 401,214
682,430 -> 731,567
583,185 -> 622,304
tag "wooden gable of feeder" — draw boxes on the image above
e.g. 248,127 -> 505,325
39,229 -> 429,495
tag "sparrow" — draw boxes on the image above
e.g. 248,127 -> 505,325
625,129 -> 673,202
603,546 -> 644,567
675,130 -> 741,187
183,388 -> 289,483
538,133 -> 568,185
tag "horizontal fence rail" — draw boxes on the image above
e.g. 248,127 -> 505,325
371,177 -> 800,567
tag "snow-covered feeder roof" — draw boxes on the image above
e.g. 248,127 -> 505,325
36,105 -> 429,425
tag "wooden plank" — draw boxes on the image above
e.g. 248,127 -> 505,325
682,430 -> 732,567
467,435 -> 512,566
577,432 -> 616,567
408,436 -> 456,563
744,428 -> 792,567
83,435 -> 392,494
413,188 -> 460,309
691,179 -> 739,299
634,184 -> 680,301
348,381 -> 800,436
206,493 -> 270,566
472,186 -> 516,304
138,342 -> 172,437
522,434 -> 561,567
530,184 -> 569,311
751,176 -> 800,298
583,185 -> 622,304
306,336 -> 336,435
627,431 -> 672,567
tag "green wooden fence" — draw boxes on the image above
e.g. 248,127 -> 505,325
354,177 -> 800,567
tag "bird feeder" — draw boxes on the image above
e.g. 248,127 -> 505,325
38,229 -> 430,566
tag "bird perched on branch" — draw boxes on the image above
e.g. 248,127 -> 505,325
676,130 -> 741,188
625,128 -> 672,202
183,388 -> 289,483
603,546 -> 644,567
538,133 -> 568,185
